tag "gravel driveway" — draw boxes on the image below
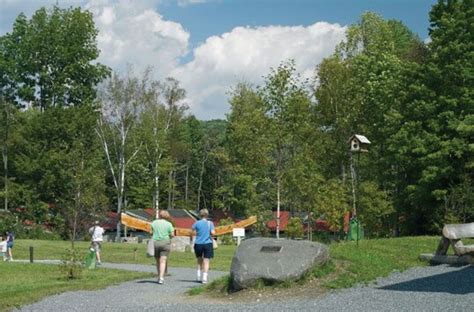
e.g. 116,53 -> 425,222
17,263 -> 474,312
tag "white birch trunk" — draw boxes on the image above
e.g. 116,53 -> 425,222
276,179 -> 281,239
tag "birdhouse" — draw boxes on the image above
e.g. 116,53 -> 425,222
348,134 -> 371,153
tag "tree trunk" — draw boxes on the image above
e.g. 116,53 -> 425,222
1,98 -> 10,212
154,173 -> 160,218
197,151 -> 208,212
185,165 -> 189,210
276,179 -> 281,239
2,144 -> 7,212
168,170 -> 173,209
171,170 -> 176,209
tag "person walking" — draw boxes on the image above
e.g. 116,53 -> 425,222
89,221 -> 105,265
6,232 -> 14,261
192,209 -> 215,284
151,210 -> 175,284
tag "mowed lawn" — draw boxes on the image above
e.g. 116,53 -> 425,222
12,239 -> 236,271
2,236 -> 444,311
0,262 -> 153,312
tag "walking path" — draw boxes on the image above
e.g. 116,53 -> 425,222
15,262 -> 474,312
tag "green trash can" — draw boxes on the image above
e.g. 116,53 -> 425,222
347,218 -> 364,241
84,248 -> 96,269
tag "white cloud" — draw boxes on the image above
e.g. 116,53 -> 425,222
177,0 -> 208,7
85,0 -> 189,77
0,0 -> 346,120
172,22 -> 346,119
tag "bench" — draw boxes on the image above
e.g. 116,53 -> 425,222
436,222 -> 474,256
419,223 -> 474,265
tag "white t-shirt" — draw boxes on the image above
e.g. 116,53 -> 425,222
0,241 -> 6,252
90,226 -> 105,242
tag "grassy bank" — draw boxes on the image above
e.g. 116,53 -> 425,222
327,236 -> 439,288
0,262 -> 153,312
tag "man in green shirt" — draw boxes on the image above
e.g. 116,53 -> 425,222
151,210 -> 174,284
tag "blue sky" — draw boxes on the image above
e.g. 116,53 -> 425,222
159,0 -> 434,53
0,0 -> 437,119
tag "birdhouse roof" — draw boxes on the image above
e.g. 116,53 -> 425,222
348,134 -> 371,144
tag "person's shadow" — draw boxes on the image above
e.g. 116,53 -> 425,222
379,266 -> 474,295
136,280 -> 159,284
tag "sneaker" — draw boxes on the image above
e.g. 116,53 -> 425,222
158,278 -> 164,284
201,279 -> 207,285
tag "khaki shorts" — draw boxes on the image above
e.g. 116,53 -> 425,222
154,240 -> 171,258
91,241 -> 101,252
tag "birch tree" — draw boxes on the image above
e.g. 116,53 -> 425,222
96,70 -> 144,240
139,77 -> 187,214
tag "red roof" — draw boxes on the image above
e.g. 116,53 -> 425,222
173,218 -> 195,228
144,208 -> 155,219
103,211 -> 118,231
143,208 -> 196,229
266,211 -> 290,231
314,219 -> 331,232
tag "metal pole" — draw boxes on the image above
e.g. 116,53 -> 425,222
349,151 -> 357,216
350,151 -> 360,246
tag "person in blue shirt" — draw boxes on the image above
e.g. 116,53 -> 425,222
192,209 -> 215,284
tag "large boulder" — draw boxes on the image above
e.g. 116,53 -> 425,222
230,237 -> 329,290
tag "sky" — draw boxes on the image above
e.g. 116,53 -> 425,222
0,0 -> 436,120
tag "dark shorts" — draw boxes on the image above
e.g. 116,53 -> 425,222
194,243 -> 214,259
154,240 -> 171,258
7,242 -> 13,249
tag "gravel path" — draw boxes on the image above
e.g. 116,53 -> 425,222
17,263 -> 474,312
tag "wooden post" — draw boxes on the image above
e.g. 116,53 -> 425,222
29,246 -> 34,263
133,247 -> 137,262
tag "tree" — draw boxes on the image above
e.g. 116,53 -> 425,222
387,0 -> 474,233
0,97 -> 16,211
314,12 -> 426,235
59,106 -> 108,246
96,69 -> 145,241
260,60 -> 310,238
0,6 -> 109,110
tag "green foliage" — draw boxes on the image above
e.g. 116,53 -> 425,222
0,2 -> 472,240
251,209 -> 273,237
357,181 -> 394,237
285,217 -> 304,239
0,6 -> 110,109
59,248 -> 84,280
316,180 -> 351,232
218,217 -> 235,245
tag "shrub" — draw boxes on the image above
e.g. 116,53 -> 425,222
286,217 -> 304,239
59,248 -> 84,279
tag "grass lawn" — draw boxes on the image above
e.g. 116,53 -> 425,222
327,236 -> 440,288
6,236 -> 444,309
13,239 -> 236,271
0,262 -> 153,312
